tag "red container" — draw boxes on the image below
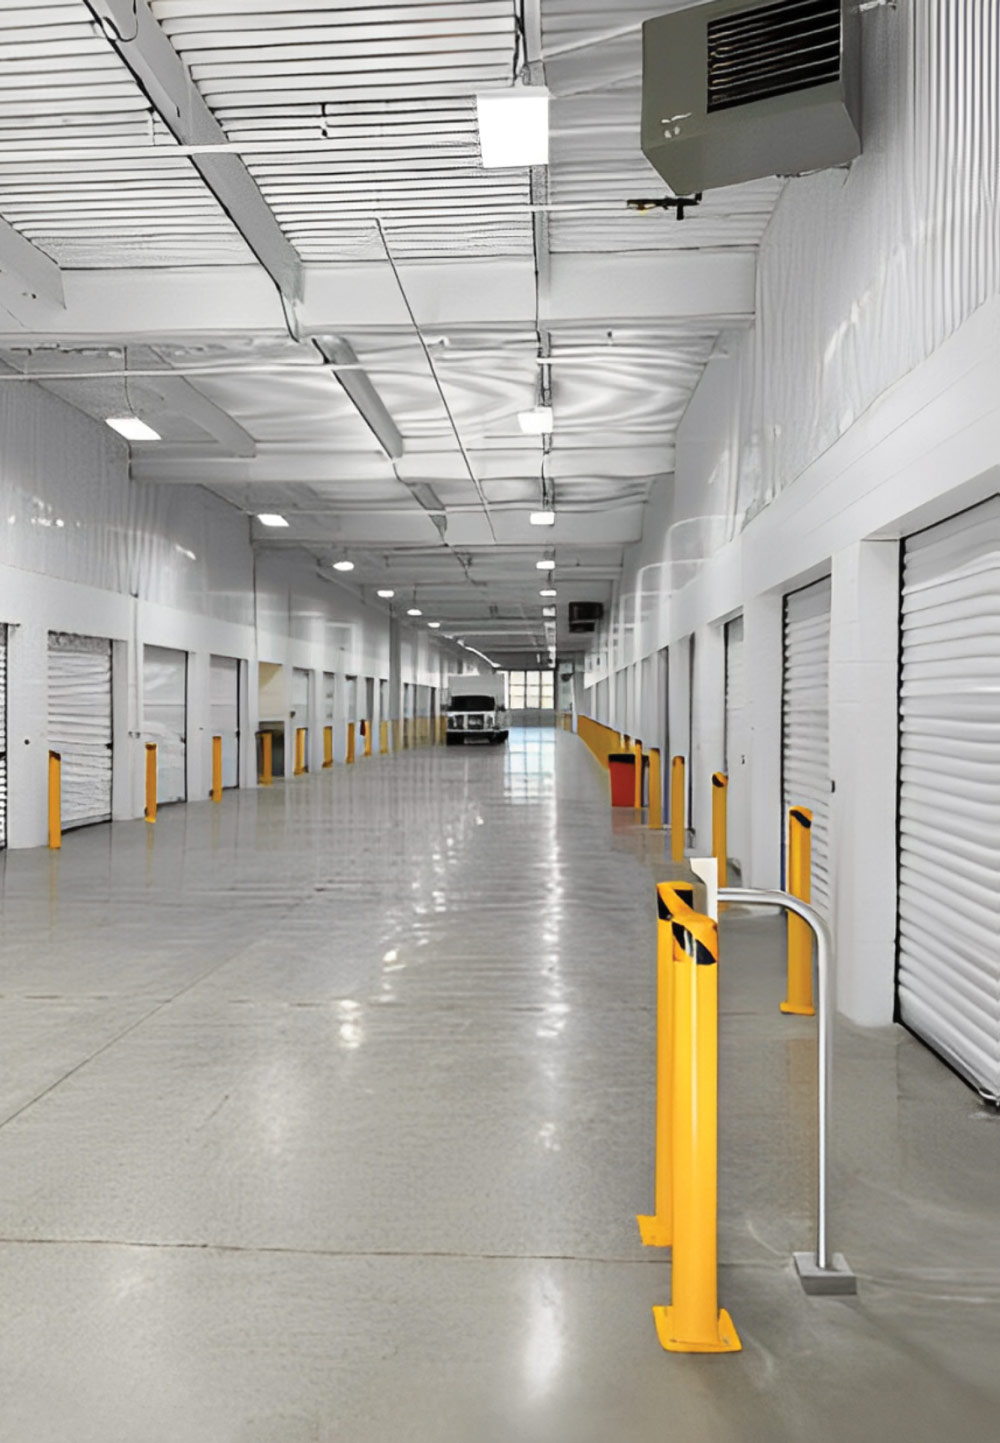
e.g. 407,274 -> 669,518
608,753 -> 636,807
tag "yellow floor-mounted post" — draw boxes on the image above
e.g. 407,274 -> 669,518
145,743 -> 157,823
48,750 -> 62,850
633,739 -> 644,810
323,726 -> 334,768
653,904 -> 741,1354
259,731 -> 273,787
292,727 -> 305,776
393,720 -> 402,752
637,881 -> 694,1248
670,756 -> 686,863
346,722 -> 356,764
365,721 -> 373,757
648,749 -> 663,830
212,735 -> 223,801
782,806 -> 816,1015
380,720 -> 389,754
712,772 -> 729,890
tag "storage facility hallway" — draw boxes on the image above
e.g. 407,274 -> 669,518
0,733 -> 996,1443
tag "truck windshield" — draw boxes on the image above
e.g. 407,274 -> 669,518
448,695 -> 496,712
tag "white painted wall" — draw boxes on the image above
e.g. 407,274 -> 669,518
0,380 -> 458,847
583,1 -> 1000,1027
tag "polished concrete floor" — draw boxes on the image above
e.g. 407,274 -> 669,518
0,730 -> 997,1441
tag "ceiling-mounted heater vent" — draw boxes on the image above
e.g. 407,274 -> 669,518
642,0 -> 860,193
707,0 -> 841,112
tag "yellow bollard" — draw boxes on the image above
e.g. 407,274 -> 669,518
291,727 -> 305,776
638,880 -> 695,1249
781,807 -> 816,1016
648,749 -> 663,830
259,731 -> 273,787
365,720 -> 373,757
653,903 -> 741,1354
633,739 -> 644,810
145,743 -> 157,823
48,750 -> 62,850
392,720 -> 402,752
212,735 -> 223,801
323,726 -> 334,769
346,722 -> 355,764
712,772 -> 729,891
670,755 -> 686,863
380,720 -> 389,755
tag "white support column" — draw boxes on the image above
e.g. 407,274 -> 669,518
829,541 -> 900,1026
743,593 -> 783,890
307,668 -> 323,773
7,622 -> 49,849
690,623 -> 725,853
187,650 -> 210,802
668,635 -> 692,800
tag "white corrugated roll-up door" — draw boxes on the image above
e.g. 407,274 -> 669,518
725,615 -> 749,876
210,655 -> 240,789
143,645 -> 187,805
0,625 -> 7,849
782,579 -> 832,914
898,498 -> 1000,1102
48,632 -> 113,829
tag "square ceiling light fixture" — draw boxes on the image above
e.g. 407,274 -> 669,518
105,415 -> 160,441
256,513 -> 289,528
518,406 -> 553,436
476,88 -> 550,168
529,510 -> 555,526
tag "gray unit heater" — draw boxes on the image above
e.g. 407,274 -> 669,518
641,0 -> 861,193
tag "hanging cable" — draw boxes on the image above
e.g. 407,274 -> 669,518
375,218 -> 497,544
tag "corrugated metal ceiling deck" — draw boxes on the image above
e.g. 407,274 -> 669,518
153,0 -> 535,260
0,0 -> 254,267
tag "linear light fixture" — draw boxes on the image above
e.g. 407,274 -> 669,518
539,588 -> 557,597
105,415 -> 160,441
332,559 -> 354,572
518,406 -> 553,436
256,513 -> 288,528
529,510 -> 555,526
476,88 -> 550,168
407,607 -> 423,617
428,621 -> 441,629
536,559 -> 556,571
377,588 -> 395,598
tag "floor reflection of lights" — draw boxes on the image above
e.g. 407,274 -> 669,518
504,729 -> 557,802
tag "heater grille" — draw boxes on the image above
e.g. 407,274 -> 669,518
707,0 -> 841,113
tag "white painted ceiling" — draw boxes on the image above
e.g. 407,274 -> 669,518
0,0 -> 783,663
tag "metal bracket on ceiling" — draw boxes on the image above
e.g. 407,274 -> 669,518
627,194 -> 703,220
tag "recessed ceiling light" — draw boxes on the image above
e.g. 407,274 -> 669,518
517,406 -> 554,435
476,88 -> 549,168
539,588 -> 557,597
428,621 -> 441,629
332,559 -> 354,572
105,416 -> 160,441
529,510 -> 555,526
536,558 -> 556,571
377,588 -> 395,599
256,513 -> 289,528
542,606 -> 556,617
407,607 -> 422,617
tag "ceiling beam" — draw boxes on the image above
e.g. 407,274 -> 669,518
312,337 -> 403,460
85,0 -> 302,304
0,217 -> 64,326
0,252 -> 754,343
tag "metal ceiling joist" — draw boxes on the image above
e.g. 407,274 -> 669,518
312,336 -> 403,460
0,214 -> 64,324
143,348 -> 257,456
84,0 -> 302,302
